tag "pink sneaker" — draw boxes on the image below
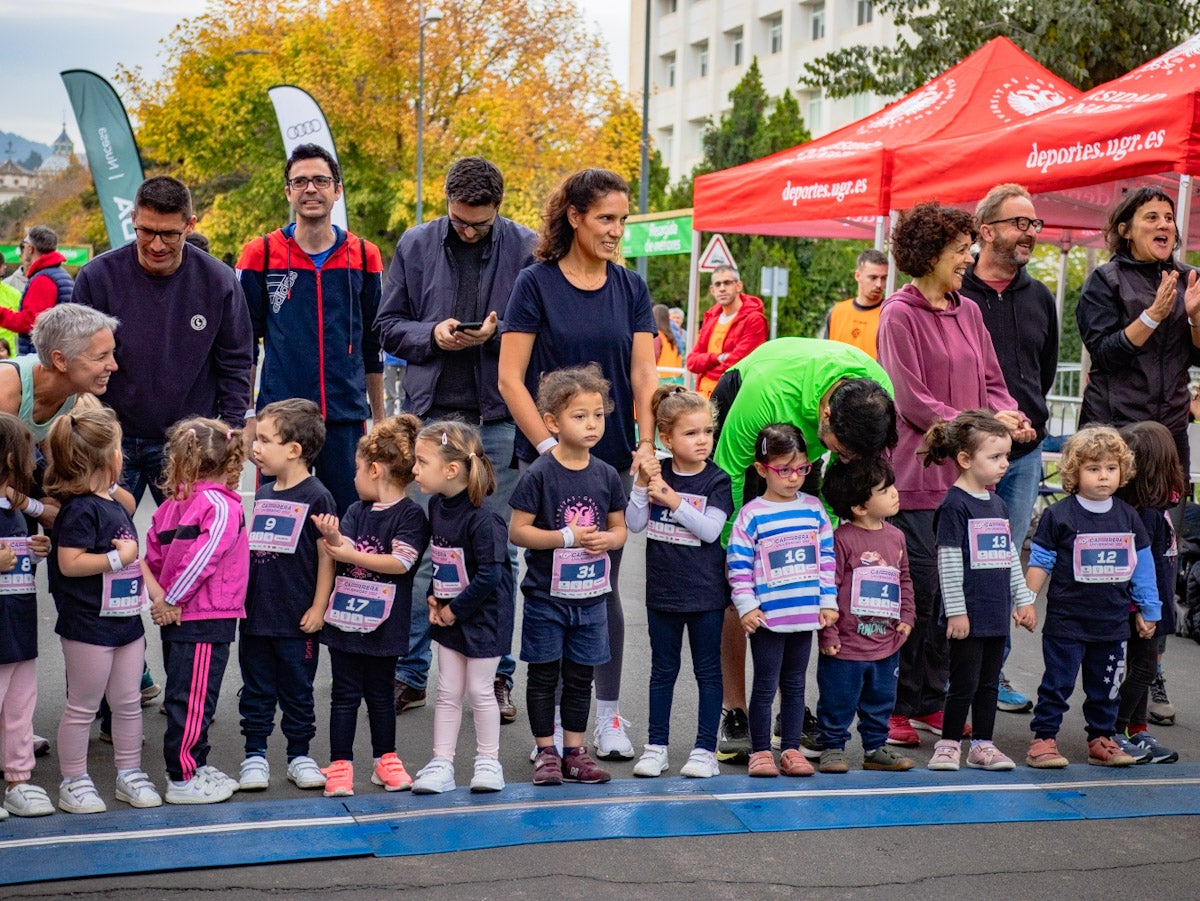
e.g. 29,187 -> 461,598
886,715 -> 920,747
321,760 -> 354,797
966,741 -> 1015,771
780,749 -> 814,777
912,711 -> 972,738
371,753 -> 413,791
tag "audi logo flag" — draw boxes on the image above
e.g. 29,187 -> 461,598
268,85 -> 348,230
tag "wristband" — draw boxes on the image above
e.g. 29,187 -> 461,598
536,436 -> 558,455
23,498 -> 44,518
107,549 -> 123,572
244,409 -> 257,420
1139,310 -> 1160,330
559,526 -> 575,548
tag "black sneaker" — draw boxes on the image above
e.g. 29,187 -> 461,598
771,713 -> 782,750
800,706 -> 823,758
717,707 -> 750,764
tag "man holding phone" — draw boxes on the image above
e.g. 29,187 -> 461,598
376,157 -> 536,721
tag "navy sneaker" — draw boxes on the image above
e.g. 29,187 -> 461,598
1113,732 -> 1152,764
1130,731 -> 1179,764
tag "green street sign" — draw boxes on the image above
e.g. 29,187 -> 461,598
622,214 -> 693,258
0,244 -> 92,267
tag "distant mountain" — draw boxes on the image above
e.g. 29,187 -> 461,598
0,132 -> 53,169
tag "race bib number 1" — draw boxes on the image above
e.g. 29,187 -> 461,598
646,493 -> 707,547
101,560 -> 150,617
1073,532 -> 1135,583
849,566 -> 902,619
757,531 -> 819,588
0,537 -> 34,596
550,548 -> 611,599
248,500 -> 309,554
325,576 -> 396,633
967,518 -> 1012,569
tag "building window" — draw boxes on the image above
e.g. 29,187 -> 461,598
663,52 -> 676,88
662,0 -> 678,13
856,0 -> 873,26
811,2 -> 825,40
729,28 -> 744,66
659,127 -> 674,162
852,91 -> 873,118
768,16 -> 783,54
808,90 -> 823,130
695,41 -> 709,78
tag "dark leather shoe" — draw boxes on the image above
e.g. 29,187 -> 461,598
394,681 -> 426,714
494,677 -> 517,724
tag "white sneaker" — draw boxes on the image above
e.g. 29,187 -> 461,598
239,755 -> 270,791
470,755 -> 505,792
411,757 -> 456,794
680,748 -> 721,778
287,755 -> 327,789
197,765 -> 239,794
594,709 -> 635,760
633,744 -> 670,777
166,771 -> 235,805
4,783 -> 55,816
114,770 -> 163,808
59,775 -> 106,814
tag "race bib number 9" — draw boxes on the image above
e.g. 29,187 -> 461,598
757,531 -> 819,588
550,548 -> 611,599
646,493 -> 707,547
849,565 -> 902,619
431,545 -> 469,599
1073,533 -> 1135,583
101,560 -> 150,617
968,518 -> 1012,569
325,576 -> 396,633
248,500 -> 310,554
0,537 -> 34,596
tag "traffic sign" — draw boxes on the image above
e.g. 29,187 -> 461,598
697,234 -> 735,272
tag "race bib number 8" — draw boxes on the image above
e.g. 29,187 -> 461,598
757,531 -> 819,588
0,537 -> 34,596
325,576 -> 396,633
1073,533 -> 1135,583
968,518 -> 1012,569
550,548 -> 611,599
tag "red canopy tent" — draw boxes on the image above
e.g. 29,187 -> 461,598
692,37 -> 1079,239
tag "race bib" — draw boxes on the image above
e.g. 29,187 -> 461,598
101,560 -> 150,618
849,565 -> 902,619
550,548 -> 611,599
248,500 -> 310,554
1073,532 -> 1135,583
967,518 -> 1012,569
757,531 -> 819,588
646,493 -> 707,547
0,537 -> 34,596
325,576 -> 396,633
431,545 -> 469,599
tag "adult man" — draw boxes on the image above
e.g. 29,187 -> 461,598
710,337 -> 898,762
3,226 -> 73,355
74,176 -> 253,504
376,157 -> 536,722
686,265 -> 767,398
237,143 -> 385,514
958,183 -> 1058,714
822,249 -> 889,359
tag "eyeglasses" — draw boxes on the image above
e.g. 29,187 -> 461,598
449,216 -> 495,235
133,227 -> 186,246
986,216 -> 1045,233
712,279 -> 738,288
762,461 -> 813,479
286,175 -> 337,190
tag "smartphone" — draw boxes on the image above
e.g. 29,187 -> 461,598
453,321 -> 485,332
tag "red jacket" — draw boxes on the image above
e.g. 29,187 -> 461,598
1,250 -> 71,337
685,293 -> 768,382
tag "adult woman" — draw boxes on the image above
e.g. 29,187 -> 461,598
499,168 -> 658,760
653,304 -> 684,384
1077,187 -> 1200,469
876,202 -> 1033,747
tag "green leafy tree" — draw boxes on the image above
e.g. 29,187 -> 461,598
803,0 -> 1200,98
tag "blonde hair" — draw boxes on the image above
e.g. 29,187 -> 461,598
1058,426 -> 1136,494
650,384 -> 714,437
160,417 -> 246,499
359,414 -> 421,488
418,420 -> 496,508
44,408 -> 122,499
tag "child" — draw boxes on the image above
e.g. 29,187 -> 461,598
145,418 -> 249,804
509,365 -> 627,786
1113,422 -> 1182,764
409,421 -> 514,794
815,456 -> 916,774
46,408 -> 161,813
238,399 -> 336,792
1026,426 -> 1159,768
727,423 -> 836,777
922,411 -> 1037,772
625,386 -> 731,779
0,414 -> 53,817
311,415 -> 430,797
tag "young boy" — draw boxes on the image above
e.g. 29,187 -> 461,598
816,457 -> 916,773
238,399 -> 336,791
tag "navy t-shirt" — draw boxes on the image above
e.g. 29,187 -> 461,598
644,462 -> 732,613
1032,495 -> 1150,642
243,476 -> 337,638
509,452 -> 627,607
319,497 -> 429,657
50,494 -> 146,648
502,261 -> 656,470
935,486 -> 1014,637
1139,505 -> 1178,635
427,489 -> 515,658
0,504 -> 37,664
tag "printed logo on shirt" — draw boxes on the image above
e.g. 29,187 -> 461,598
190,314 -> 207,331
268,271 -> 298,314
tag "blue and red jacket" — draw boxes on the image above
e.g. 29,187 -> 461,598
6,250 -> 73,354
237,226 -> 384,422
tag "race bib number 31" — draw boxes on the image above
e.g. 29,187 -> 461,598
325,576 -> 396,633
1073,532 -> 1135,583
0,537 -> 34,596
550,548 -> 611,599
248,500 -> 309,554
968,518 -> 1011,569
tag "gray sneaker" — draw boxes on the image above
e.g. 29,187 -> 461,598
1149,674 -> 1176,726
818,748 -> 850,774
863,745 -> 916,771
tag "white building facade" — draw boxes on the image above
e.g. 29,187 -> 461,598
631,0 -> 896,180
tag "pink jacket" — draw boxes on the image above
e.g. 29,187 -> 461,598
146,480 -> 249,621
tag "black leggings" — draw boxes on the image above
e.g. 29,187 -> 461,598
527,657 -> 593,739
1116,614 -> 1157,732
944,635 -> 1005,742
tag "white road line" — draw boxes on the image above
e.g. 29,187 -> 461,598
0,815 -> 348,852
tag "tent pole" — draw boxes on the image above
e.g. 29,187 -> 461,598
1178,174 -> 1193,254
885,210 -> 899,296
874,215 -> 885,252
1055,239 -> 1070,336
685,230 -> 700,390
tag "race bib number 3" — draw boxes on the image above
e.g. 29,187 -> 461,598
101,560 -> 150,617
248,500 -> 310,554
0,537 -> 34,596
968,518 -> 1012,569
431,545 -> 469,599
550,548 -> 611,599
757,531 -> 819,588
1073,532 -> 1135,583
325,576 -> 396,633
849,565 -> 902,619
646,493 -> 707,547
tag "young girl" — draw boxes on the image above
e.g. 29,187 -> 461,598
922,411 -> 1036,772
1113,421 -> 1182,764
145,418 -> 249,804
47,408 -> 160,813
409,421 -> 514,794
1026,426 -> 1160,768
625,386 -> 731,778
312,415 -> 430,797
727,423 -> 836,777
509,365 -> 627,786
0,414 -> 53,817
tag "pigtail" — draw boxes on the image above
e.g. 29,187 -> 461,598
919,420 -> 953,468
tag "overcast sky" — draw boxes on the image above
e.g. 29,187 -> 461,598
1,0 -> 631,145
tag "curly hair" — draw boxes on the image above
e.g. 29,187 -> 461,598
890,201 -> 977,278
919,409 -> 1010,469
160,417 -> 246,499
535,364 -> 614,418
534,168 -> 629,262
43,407 -> 123,499
359,414 -> 421,488
1058,426 -> 1135,494
418,420 -> 496,508
1104,186 -> 1178,256
650,384 -> 713,437
1116,421 -> 1184,510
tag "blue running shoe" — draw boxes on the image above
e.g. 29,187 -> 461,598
1130,731 -> 1179,764
1113,732 -> 1152,764
997,676 -> 1033,713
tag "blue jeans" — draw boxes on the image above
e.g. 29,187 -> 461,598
816,651 -> 899,752
646,608 -> 724,751
995,441 -> 1042,673
120,436 -> 167,507
395,419 -> 518,690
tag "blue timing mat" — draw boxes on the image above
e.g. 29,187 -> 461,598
4,766 -> 1200,885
